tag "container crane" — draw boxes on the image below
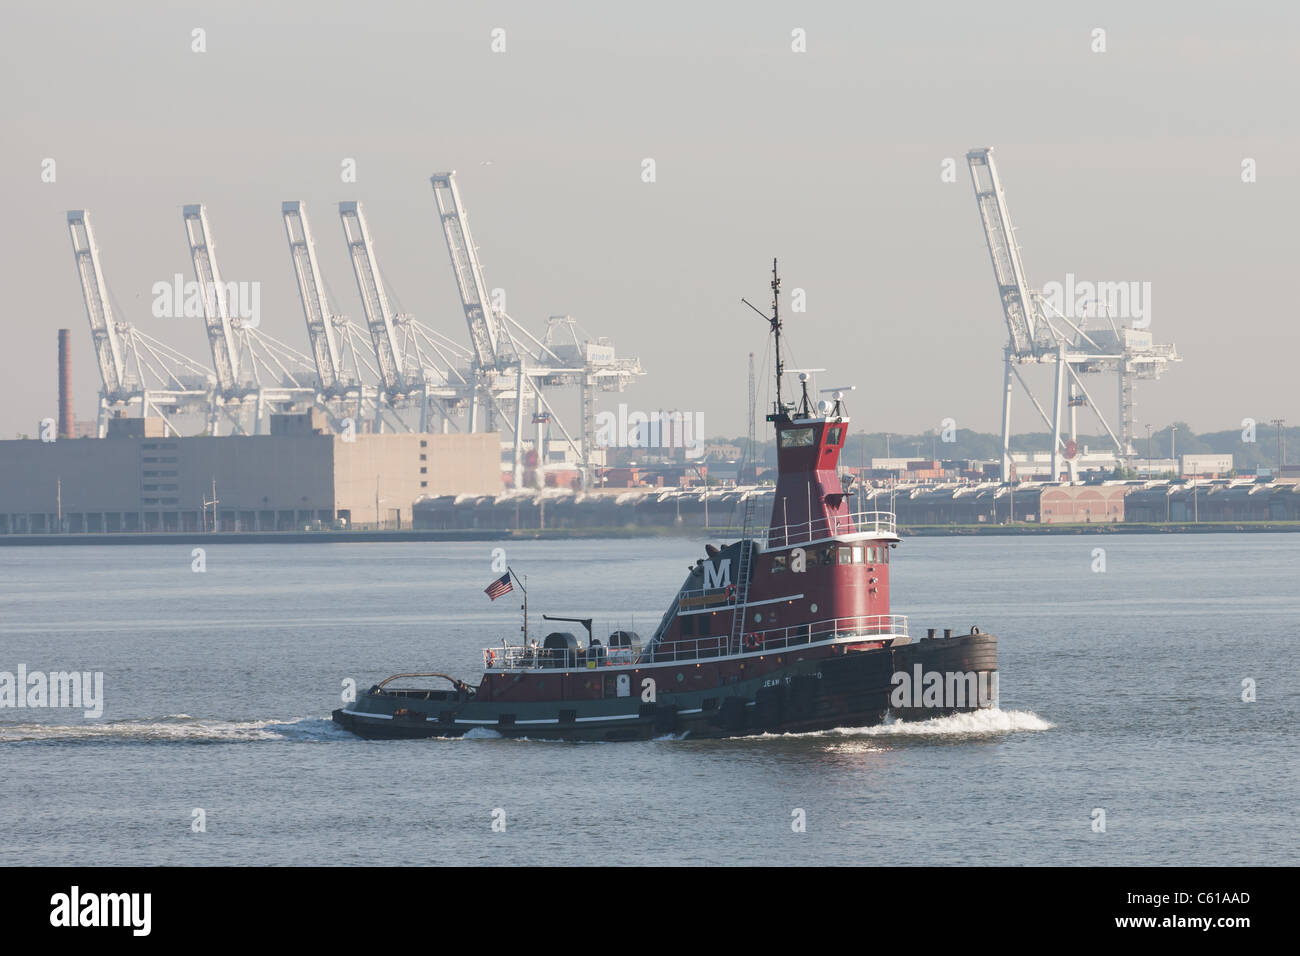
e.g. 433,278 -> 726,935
967,147 -> 1179,480
183,203 -> 318,434
67,210 -> 211,436
338,201 -> 476,433
429,172 -> 643,487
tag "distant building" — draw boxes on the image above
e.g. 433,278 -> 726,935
1037,485 -> 1126,523
0,415 -> 501,533
871,457 -> 926,471
703,442 -> 742,460
1181,453 -> 1233,477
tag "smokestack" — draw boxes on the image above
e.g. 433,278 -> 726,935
58,329 -> 73,439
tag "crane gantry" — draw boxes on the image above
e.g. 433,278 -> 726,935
282,200 -> 398,429
64,179 -> 641,473
182,204 -> 318,434
430,171 -> 643,487
337,201 -> 475,433
67,210 -> 211,436
967,147 -> 1179,480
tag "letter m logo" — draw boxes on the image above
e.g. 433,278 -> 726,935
704,558 -> 732,590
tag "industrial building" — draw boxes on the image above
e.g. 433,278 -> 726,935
0,412 -> 499,534
409,478 -> 1300,532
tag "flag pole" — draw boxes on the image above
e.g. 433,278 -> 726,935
508,566 -> 528,645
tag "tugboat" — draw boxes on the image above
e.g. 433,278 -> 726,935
333,262 -> 998,741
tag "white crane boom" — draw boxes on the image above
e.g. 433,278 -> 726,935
282,201 -> 342,392
967,147 -> 1042,357
430,172 -> 509,370
182,204 -> 241,393
338,201 -> 405,395
66,210 -> 127,398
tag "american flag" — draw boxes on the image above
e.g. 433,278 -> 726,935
484,572 -> 513,600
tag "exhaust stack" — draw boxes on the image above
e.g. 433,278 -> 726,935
58,328 -> 74,439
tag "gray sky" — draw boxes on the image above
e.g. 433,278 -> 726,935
3,0 -> 1297,441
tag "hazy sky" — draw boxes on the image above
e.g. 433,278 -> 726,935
3,0 -> 1297,441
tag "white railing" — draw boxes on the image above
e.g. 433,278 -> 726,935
646,613 -> 908,661
484,643 -> 642,671
743,613 -> 908,650
481,613 -> 908,671
766,509 -> 896,546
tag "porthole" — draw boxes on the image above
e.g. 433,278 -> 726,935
753,613 -> 763,623
810,603 -> 818,614
676,672 -> 685,683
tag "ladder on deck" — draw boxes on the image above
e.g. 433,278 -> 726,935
728,492 -> 757,654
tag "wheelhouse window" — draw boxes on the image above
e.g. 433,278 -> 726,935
838,546 -> 853,565
827,426 -> 843,445
770,554 -> 788,573
779,427 -> 815,448
852,545 -> 865,563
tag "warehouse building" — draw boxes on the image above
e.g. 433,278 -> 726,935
0,412 -> 501,533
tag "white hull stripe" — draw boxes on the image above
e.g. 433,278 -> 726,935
352,706 -> 713,724
341,708 -> 392,720
678,593 -> 804,616
448,712 -> 644,725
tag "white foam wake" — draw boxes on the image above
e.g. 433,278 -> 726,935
749,707 -> 1053,742
0,716 -> 347,743
836,708 -> 1053,737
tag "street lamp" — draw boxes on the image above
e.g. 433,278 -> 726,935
374,475 -> 391,529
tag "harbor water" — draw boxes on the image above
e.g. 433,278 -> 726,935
2,534 -> 1296,865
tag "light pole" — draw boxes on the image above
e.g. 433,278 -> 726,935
1145,424 -> 1153,477
203,479 -> 219,532
374,475 -> 390,529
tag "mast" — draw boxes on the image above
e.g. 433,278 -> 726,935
742,257 -> 785,419
770,258 -> 783,414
